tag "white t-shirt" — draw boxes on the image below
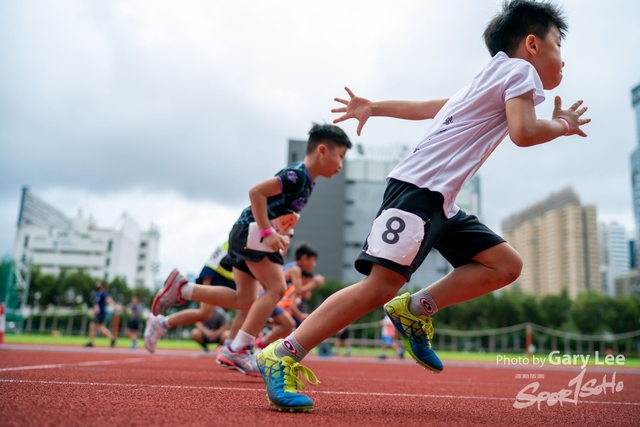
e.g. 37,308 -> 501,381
387,52 -> 545,218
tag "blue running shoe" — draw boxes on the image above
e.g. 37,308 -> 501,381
384,292 -> 443,373
256,339 -> 319,412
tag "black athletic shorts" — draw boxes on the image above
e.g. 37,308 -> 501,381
355,178 -> 505,281
337,328 -> 349,340
128,318 -> 140,331
93,312 -> 106,325
196,266 -> 237,290
222,222 -> 284,278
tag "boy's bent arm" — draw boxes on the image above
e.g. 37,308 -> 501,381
249,177 -> 281,231
249,177 -> 289,251
506,92 -> 590,147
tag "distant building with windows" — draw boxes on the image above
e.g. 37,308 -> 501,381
286,140 -> 481,289
629,83 -> 640,266
501,188 -> 600,299
12,187 -> 160,288
599,221 -> 630,297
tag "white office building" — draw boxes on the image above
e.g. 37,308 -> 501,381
12,187 -> 160,289
599,221 -> 630,297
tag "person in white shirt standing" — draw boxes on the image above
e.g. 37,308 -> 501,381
256,0 -> 591,412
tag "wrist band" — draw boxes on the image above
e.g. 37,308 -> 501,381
557,118 -> 570,135
259,227 -> 275,238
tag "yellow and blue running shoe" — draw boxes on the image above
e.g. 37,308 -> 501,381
383,292 -> 443,373
256,339 -> 319,412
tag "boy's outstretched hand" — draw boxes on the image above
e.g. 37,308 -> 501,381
332,87 -> 372,136
553,96 -> 591,137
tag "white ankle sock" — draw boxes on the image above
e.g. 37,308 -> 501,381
230,329 -> 255,352
180,282 -> 195,300
158,315 -> 169,330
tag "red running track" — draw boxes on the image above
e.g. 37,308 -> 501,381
1,344 -> 639,426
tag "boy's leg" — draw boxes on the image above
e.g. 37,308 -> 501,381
256,264 -> 404,412
291,264 -> 404,351
384,242 -> 521,372
190,329 -> 208,351
237,259 -> 287,337
85,321 -> 96,346
144,302 -> 216,354
426,242 -> 522,309
167,303 -> 216,328
256,312 -> 296,348
152,269 -> 253,315
98,324 -> 116,346
216,270 -> 264,377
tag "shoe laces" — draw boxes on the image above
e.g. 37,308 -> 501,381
280,356 -> 320,394
420,316 -> 435,348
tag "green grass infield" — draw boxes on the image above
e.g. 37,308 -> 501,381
4,333 -> 639,368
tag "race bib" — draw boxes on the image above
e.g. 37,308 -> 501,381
246,213 -> 300,252
205,246 -> 227,269
271,212 -> 299,234
365,208 -> 424,266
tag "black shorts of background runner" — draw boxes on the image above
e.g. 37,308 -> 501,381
222,223 -> 284,278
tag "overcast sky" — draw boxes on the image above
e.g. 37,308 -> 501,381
1,0 -> 639,284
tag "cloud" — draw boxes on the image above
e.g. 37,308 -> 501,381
1,0 -> 639,275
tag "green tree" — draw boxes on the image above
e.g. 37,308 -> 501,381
610,295 -> 640,333
492,291 -> 525,328
570,291 -> 618,334
539,289 -> 571,328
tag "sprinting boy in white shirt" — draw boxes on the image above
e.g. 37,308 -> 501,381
256,0 -> 590,413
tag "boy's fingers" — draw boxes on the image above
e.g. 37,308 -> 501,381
334,97 -> 348,105
569,100 -> 583,111
344,87 -> 355,98
333,115 -> 348,124
554,95 -> 562,110
331,107 -> 347,113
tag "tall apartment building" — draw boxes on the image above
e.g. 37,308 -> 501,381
630,83 -> 640,265
501,188 -> 600,299
287,140 -> 480,288
599,221 -> 630,297
12,187 -> 160,289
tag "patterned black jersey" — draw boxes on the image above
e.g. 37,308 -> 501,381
235,162 -> 315,225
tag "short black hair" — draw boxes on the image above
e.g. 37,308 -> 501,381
306,123 -> 352,155
295,242 -> 318,260
483,0 -> 567,57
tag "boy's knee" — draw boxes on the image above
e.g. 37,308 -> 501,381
190,329 -> 200,341
262,282 -> 287,301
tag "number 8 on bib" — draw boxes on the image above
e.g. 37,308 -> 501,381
365,208 -> 424,266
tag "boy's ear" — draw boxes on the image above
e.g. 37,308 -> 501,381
316,143 -> 328,156
525,34 -> 539,55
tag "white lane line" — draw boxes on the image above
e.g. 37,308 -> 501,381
0,357 -> 149,372
0,378 -> 638,406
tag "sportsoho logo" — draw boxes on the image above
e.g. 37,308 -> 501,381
500,351 -> 627,410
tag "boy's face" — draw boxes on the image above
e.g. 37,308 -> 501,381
318,142 -> 347,178
531,25 -> 564,90
298,254 -> 317,272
